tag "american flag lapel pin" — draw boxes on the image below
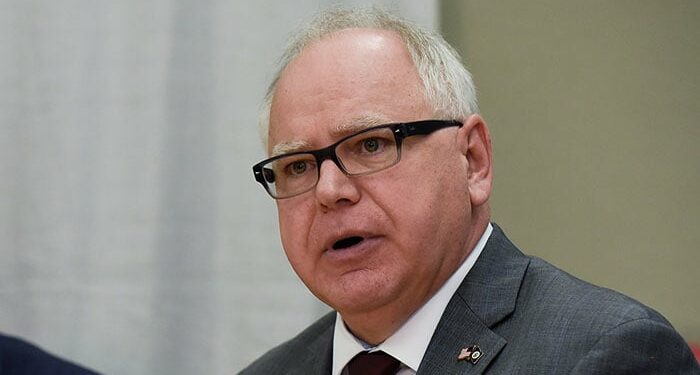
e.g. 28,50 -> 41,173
457,345 -> 482,364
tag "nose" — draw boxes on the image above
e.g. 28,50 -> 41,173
314,159 -> 360,210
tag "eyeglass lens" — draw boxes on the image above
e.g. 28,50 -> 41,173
262,126 -> 399,198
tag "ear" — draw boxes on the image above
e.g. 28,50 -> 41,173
456,114 -> 493,207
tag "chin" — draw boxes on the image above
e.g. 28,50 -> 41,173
315,272 -> 400,314
328,295 -> 389,316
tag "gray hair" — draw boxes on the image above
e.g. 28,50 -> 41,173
259,7 -> 479,150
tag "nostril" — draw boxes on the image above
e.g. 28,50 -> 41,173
332,236 -> 364,250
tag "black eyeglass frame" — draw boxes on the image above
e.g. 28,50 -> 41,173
252,119 -> 463,199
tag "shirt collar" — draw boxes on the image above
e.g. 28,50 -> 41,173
332,223 -> 493,375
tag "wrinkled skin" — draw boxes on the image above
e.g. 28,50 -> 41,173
268,28 -> 493,344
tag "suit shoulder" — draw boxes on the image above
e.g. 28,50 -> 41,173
492,255 -> 699,372
467,226 -> 697,372
521,256 -> 672,330
238,312 -> 335,375
570,314 -> 700,374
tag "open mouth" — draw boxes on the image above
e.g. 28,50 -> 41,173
332,236 -> 364,250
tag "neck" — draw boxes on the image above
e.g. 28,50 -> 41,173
339,292 -> 421,345
340,217 -> 490,345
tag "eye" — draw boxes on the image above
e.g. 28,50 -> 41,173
362,138 -> 382,153
339,128 -> 396,160
286,160 -> 309,176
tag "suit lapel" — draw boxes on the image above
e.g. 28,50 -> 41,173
290,313 -> 335,375
417,294 -> 507,374
417,224 -> 530,374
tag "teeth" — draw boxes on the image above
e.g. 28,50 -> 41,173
332,236 -> 364,250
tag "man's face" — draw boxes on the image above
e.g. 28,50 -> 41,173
268,29 -> 485,320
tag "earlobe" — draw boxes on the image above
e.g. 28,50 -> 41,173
460,114 -> 493,207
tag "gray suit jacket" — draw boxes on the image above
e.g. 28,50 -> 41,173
240,224 -> 699,374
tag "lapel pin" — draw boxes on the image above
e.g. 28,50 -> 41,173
457,345 -> 482,364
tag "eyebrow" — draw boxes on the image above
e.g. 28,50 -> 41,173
270,114 -> 391,157
271,139 -> 312,157
330,115 -> 389,138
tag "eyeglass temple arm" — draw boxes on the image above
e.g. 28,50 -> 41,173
401,120 -> 463,136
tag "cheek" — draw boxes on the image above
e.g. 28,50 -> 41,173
387,149 -> 469,205
376,149 -> 470,236
277,202 -> 314,265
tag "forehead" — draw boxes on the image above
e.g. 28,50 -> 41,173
268,28 -> 431,154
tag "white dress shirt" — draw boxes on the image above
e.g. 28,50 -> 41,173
332,224 -> 493,375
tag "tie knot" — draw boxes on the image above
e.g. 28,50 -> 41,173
346,351 -> 401,375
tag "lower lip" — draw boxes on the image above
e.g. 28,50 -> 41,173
324,236 -> 382,262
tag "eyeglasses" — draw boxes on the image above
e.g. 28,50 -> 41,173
252,119 -> 462,199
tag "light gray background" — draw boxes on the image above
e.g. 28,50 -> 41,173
0,1 -> 436,374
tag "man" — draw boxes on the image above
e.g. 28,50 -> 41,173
242,8 -> 699,374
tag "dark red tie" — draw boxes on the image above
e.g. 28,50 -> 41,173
346,351 -> 401,375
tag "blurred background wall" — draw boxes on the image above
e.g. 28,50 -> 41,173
0,1 -> 697,374
442,0 -> 699,342
0,1 -> 436,374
